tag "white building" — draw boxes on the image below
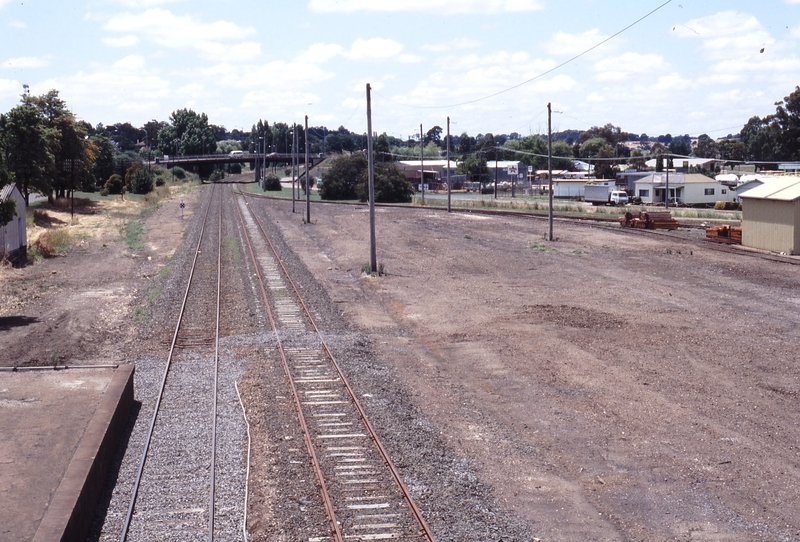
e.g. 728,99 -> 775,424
634,173 -> 735,206
0,184 -> 26,261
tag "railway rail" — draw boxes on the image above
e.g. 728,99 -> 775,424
234,189 -> 436,542
120,184 -> 226,542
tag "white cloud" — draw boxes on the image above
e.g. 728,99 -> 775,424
423,38 -> 481,53
8,19 -> 26,29
103,9 -> 259,62
103,35 -> 140,47
0,78 -> 21,100
594,52 -> 668,81
398,54 -> 423,64
37,56 -> 172,118
0,0 -> 13,8
308,0 -> 543,14
2,56 -> 50,69
346,38 -> 404,61
673,11 -> 773,62
295,43 -> 343,64
105,0 -> 183,7
545,29 -> 615,57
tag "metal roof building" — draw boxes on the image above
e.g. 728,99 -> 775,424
740,176 -> 800,254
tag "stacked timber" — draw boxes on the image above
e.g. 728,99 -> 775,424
706,225 -> 742,244
620,211 -> 679,230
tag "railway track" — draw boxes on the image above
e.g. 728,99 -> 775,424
234,190 -> 436,542
120,184 -> 229,542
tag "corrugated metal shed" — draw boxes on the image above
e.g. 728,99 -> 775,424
740,176 -> 800,254
739,176 -> 800,201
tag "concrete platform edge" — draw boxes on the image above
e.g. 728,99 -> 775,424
32,364 -> 135,542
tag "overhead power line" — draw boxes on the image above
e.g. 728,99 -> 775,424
375,0 -> 673,110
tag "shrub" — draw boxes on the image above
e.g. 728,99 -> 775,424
104,174 -> 124,195
356,163 -> 414,203
131,168 -> 154,194
263,173 -> 282,191
285,168 -> 292,177
171,166 -> 186,180
320,154 -> 366,199
714,201 -> 726,210
209,169 -> 226,182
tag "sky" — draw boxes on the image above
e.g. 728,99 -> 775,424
1,0 -> 800,141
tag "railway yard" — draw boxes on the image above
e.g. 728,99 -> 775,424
2,183 -> 800,541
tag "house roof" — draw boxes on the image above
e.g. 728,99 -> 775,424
739,176 -> 800,202
0,183 -> 16,200
398,160 -> 458,167
644,157 -> 715,168
634,173 -> 720,186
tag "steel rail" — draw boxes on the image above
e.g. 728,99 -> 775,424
238,191 -> 436,541
209,196 -> 222,541
120,185 -> 223,542
232,195 -> 345,542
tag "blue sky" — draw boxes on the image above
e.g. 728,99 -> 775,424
1,0 -> 799,141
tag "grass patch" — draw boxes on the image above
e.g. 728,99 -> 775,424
124,220 -> 145,250
464,234 -> 472,240
361,262 -> 386,276
133,306 -> 147,325
529,241 -> 558,253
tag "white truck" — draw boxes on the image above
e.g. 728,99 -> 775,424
584,182 -> 628,205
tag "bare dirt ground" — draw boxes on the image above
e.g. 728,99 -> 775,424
260,198 -> 800,541
3,186 -> 800,540
0,189 -> 199,367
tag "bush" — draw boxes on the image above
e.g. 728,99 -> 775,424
209,169 -> 225,182
171,167 -> 186,180
104,174 -> 124,195
714,201 -> 726,210
263,173 -> 282,191
285,168 -> 292,177
320,154 -> 366,200
356,163 -> 414,203
131,168 -> 154,194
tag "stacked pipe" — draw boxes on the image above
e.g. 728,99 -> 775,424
619,211 -> 679,230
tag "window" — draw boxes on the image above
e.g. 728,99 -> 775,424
638,189 -> 650,197
704,188 -> 715,195
721,189 -> 727,194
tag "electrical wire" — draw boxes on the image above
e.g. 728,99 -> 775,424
374,0 -> 673,110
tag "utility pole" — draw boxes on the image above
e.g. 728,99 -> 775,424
665,153 -> 670,210
548,102 -> 554,242
494,153 -> 498,199
420,124 -> 425,205
446,116 -> 451,212
305,115 -> 310,223
292,123 -> 297,213
366,84 -> 377,273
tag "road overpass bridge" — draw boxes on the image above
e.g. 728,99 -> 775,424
154,152 -> 325,169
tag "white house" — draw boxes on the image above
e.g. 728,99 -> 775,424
634,173 -> 735,206
0,183 -> 26,261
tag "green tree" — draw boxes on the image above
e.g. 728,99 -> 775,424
375,134 -> 391,162
130,167 -> 154,194
504,135 -> 547,170
1,103 -> 52,205
356,163 -> 414,203
457,153 -> 489,182
320,153 -> 367,200
695,136 -> 718,158
458,132 -> 475,155
0,152 -> 15,227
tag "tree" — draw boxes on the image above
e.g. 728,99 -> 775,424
158,108 -> 216,157
375,134 -> 391,162
130,166 -> 154,194
458,132 -> 475,155
457,153 -> 489,183
0,151 -> 15,227
356,163 -> 413,203
424,126 -> 442,147
1,103 -> 52,205
668,136 -> 692,156
503,135 -> 547,170
320,153 -> 367,200
695,136 -> 718,159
